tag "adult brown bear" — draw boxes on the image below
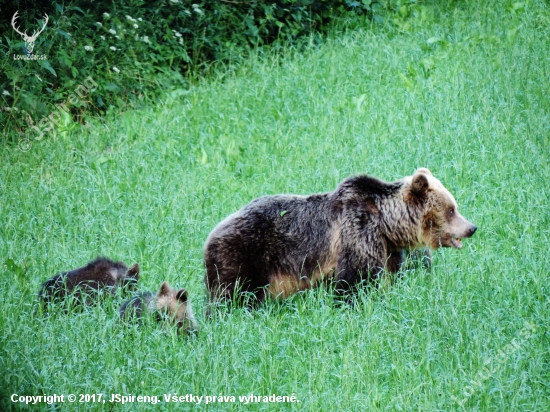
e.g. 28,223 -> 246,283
204,168 -> 476,307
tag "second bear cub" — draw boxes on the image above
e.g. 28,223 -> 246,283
120,282 -> 198,334
38,257 -> 140,310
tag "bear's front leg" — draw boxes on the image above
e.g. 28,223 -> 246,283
385,251 -> 405,273
384,248 -> 432,275
405,248 -> 432,270
333,244 -> 387,294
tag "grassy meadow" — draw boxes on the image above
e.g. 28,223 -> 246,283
1,0 -> 549,410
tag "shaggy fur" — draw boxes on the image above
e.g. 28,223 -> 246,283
38,257 -> 140,309
204,168 -> 476,307
120,282 -> 198,334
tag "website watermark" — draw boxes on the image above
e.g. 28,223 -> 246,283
11,11 -> 48,58
18,76 -> 98,151
451,319 -> 537,407
13,54 -> 47,61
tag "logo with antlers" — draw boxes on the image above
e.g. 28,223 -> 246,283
11,11 -> 49,54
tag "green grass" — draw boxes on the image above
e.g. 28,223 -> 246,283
1,0 -> 549,410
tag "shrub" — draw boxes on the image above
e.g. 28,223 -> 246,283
0,0 -> 419,144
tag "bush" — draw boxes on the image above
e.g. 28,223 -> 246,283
0,0 -> 419,144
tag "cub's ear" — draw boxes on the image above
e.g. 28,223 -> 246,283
126,263 -> 140,281
411,170 -> 430,195
415,167 -> 432,177
158,281 -> 171,297
176,289 -> 188,302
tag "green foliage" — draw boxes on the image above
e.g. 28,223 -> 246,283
0,0 -> 418,144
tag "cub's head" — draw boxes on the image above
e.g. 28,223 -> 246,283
119,263 -> 140,293
155,281 -> 198,333
407,168 -> 477,249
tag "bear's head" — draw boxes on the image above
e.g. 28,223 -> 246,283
407,168 -> 477,249
119,263 -> 140,293
155,281 -> 197,333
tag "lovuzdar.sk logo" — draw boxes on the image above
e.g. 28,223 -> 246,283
11,10 -> 49,60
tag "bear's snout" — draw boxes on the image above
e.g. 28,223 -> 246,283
435,219 -> 477,249
459,221 -> 477,239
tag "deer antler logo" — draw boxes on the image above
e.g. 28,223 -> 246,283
11,11 -> 49,54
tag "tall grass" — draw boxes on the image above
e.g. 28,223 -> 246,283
1,0 -> 549,410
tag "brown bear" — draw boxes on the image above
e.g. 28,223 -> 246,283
204,168 -> 476,307
119,281 -> 198,334
38,257 -> 140,310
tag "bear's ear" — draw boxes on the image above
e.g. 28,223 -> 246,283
126,263 -> 140,281
415,167 -> 432,177
158,281 -> 171,297
176,289 -> 188,302
411,170 -> 430,195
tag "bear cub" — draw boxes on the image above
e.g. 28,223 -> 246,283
120,281 -> 198,334
204,168 -> 476,307
38,257 -> 140,310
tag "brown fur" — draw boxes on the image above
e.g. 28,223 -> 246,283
38,257 -> 140,310
204,168 -> 476,308
119,281 -> 198,334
